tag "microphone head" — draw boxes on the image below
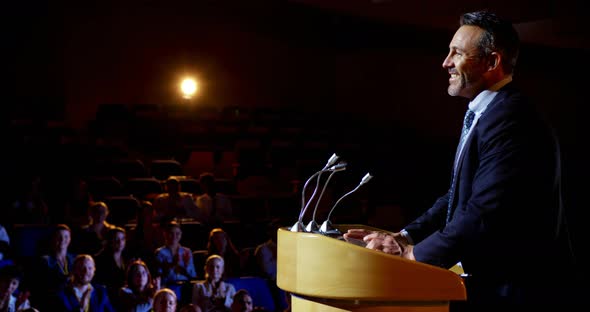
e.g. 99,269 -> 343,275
305,220 -> 320,233
290,221 -> 306,232
328,161 -> 347,172
319,220 -> 341,235
361,172 -> 373,184
325,153 -> 339,168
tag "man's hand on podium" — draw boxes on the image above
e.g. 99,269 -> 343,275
344,229 -> 415,260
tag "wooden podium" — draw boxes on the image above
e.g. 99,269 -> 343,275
277,225 -> 466,312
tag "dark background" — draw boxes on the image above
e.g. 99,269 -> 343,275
4,0 -> 588,271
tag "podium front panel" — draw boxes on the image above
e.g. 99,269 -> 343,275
277,225 -> 466,302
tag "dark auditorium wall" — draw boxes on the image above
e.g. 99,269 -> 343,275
7,1 -> 582,134
6,1 -> 586,257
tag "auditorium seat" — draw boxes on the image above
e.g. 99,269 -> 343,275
11,224 -> 53,259
104,195 -> 142,226
86,176 -> 124,201
177,176 -> 201,195
192,249 -> 208,279
102,158 -> 149,183
225,276 -> 276,312
150,159 -> 184,181
124,177 -> 163,201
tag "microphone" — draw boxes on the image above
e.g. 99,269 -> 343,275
290,153 -> 340,232
295,161 -> 347,232
319,172 -> 373,235
306,163 -> 347,232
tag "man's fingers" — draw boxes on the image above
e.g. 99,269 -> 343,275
364,233 -> 403,255
382,246 -> 402,255
344,229 -> 373,240
365,238 -> 382,250
364,231 -> 387,241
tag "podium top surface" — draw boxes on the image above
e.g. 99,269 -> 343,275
277,225 -> 467,302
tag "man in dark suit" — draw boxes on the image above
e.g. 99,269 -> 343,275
345,11 -> 579,308
52,254 -> 114,312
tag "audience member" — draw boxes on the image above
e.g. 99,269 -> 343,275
73,201 -> 117,255
253,219 -> 288,311
179,303 -> 203,312
63,176 -> 93,226
154,221 -> 197,287
230,289 -> 253,312
253,220 -> 280,281
36,223 -> 76,307
125,200 -> 164,262
0,225 -> 9,246
192,255 -> 235,312
52,254 -> 114,312
195,173 -> 233,225
10,175 -> 50,224
0,225 -> 9,261
152,288 -> 177,312
118,260 -> 160,312
153,177 -> 198,221
94,226 -> 130,304
206,228 -> 241,278
0,265 -> 34,312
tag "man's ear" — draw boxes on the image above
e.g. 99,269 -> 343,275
488,52 -> 501,71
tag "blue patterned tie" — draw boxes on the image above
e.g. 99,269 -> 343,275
460,109 -> 475,146
446,109 -> 476,224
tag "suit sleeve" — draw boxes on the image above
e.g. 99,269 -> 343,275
403,193 -> 449,243
412,100 -> 545,268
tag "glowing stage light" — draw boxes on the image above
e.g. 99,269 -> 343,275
180,77 -> 198,99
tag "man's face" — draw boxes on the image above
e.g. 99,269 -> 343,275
154,292 -> 177,312
0,278 -> 19,296
73,257 -> 95,285
90,205 -> 108,223
442,25 -> 489,100
166,181 -> 180,194
232,294 -> 253,312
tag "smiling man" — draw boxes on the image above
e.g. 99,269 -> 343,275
53,254 -> 114,312
345,10 -> 579,309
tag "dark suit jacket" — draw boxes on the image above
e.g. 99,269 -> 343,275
403,83 -> 576,303
54,283 -> 115,312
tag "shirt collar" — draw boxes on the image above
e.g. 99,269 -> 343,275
468,76 -> 512,115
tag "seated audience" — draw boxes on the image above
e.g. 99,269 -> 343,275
118,260 -> 160,312
36,224 -> 76,308
94,226 -> 130,304
63,176 -> 93,226
153,177 -> 198,221
192,255 -> 235,312
253,219 -> 288,311
152,288 -> 177,312
10,175 -> 50,224
0,265 -> 34,312
0,224 -> 9,261
179,303 -> 203,312
195,173 -> 233,225
254,220 -> 280,281
125,200 -> 164,262
73,201 -> 117,255
154,221 -> 197,287
206,228 -> 241,278
52,254 -> 114,312
231,289 -> 253,312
